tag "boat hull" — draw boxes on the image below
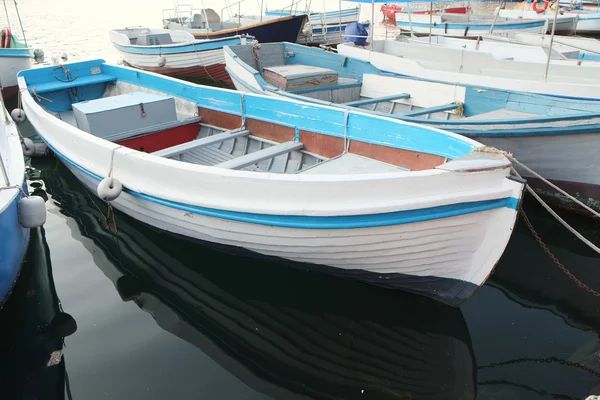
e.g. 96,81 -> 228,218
297,22 -> 370,45
476,134 -> 600,212
573,13 -> 600,33
0,190 -> 29,306
382,6 -> 470,20
60,157 -> 518,305
0,52 -> 32,96
170,15 -> 307,43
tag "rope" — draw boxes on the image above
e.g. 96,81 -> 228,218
479,356 -> 600,378
521,209 -> 600,296
473,146 -> 600,219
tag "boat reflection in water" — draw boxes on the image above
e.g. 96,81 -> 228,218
39,159 -> 476,400
0,226 -> 77,400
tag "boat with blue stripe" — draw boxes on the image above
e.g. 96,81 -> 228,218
18,59 -> 523,305
224,41 -> 600,212
394,12 -> 547,37
109,28 -> 249,85
0,28 -> 33,99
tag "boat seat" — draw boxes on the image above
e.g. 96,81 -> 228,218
343,93 -> 411,107
152,129 -> 250,158
403,103 -> 459,117
216,141 -> 303,170
30,74 -> 117,94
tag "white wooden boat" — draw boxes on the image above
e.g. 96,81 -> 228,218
564,9 -> 600,33
225,41 -> 600,212
18,59 -> 524,305
109,28 -> 248,85
482,31 -> 600,60
338,39 -> 600,99
486,31 -> 600,54
298,22 -> 371,46
394,13 -> 547,37
498,9 -> 579,35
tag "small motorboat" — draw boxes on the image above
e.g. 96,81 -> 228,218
224,41 -> 600,212
18,59 -> 523,305
109,27 -> 249,85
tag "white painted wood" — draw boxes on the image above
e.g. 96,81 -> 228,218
337,40 -> 600,99
483,32 -> 600,56
361,74 -> 466,112
0,51 -> 32,91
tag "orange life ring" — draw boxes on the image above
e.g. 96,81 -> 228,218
532,0 -> 549,14
1,28 -> 10,49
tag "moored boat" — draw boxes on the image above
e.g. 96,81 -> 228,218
381,4 -> 471,20
394,13 -> 547,37
498,9 -> 579,35
0,28 -> 33,99
162,6 -> 307,43
224,41 -> 600,211
18,59 -> 524,305
109,28 -> 248,85
563,9 -> 600,33
337,39 -> 600,99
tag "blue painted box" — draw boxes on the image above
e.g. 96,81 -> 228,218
72,92 -> 177,140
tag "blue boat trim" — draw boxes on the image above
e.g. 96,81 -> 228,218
395,20 -> 545,31
114,36 -> 244,55
0,48 -> 32,58
48,143 -> 518,229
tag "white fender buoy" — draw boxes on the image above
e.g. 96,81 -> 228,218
157,56 -> 166,67
11,108 -> 26,124
18,196 -> 46,228
97,177 -> 122,202
21,138 -> 35,156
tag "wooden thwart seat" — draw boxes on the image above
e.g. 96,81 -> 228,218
216,141 -> 303,170
343,93 -> 411,107
402,103 -> 459,117
152,129 -> 250,158
30,74 -> 117,94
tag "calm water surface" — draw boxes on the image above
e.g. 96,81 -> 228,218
1,0 -> 600,399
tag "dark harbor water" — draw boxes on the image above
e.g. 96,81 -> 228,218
0,157 -> 598,400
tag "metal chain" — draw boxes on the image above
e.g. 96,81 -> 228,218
479,356 -> 600,378
521,209 -> 600,297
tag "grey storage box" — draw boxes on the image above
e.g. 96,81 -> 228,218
72,92 -> 178,141
263,65 -> 339,91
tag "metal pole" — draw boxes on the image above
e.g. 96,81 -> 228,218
543,0 -> 560,80
12,0 -> 27,46
370,0 -> 374,46
489,0 -> 503,33
2,0 -> 12,30
407,2 -> 415,38
428,2 -> 432,44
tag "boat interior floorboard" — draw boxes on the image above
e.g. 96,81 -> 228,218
300,153 -> 405,174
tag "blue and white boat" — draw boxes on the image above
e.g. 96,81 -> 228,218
18,59 -> 523,305
394,12 -> 547,37
0,28 -> 33,99
109,28 -> 248,85
224,42 -> 600,211
0,102 -> 30,305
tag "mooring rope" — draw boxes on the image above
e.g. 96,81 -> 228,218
473,146 -> 600,220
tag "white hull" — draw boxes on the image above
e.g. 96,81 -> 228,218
338,40 -> 600,99
571,13 -> 600,33
0,54 -> 32,90
498,10 -> 579,34
114,46 -> 225,70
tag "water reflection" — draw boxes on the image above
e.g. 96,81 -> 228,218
0,226 -> 77,400
37,159 -> 476,400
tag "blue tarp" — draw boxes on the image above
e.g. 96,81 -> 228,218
343,22 -> 369,46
